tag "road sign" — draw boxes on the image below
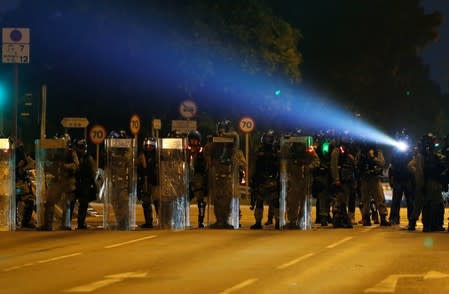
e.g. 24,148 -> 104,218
2,28 -> 30,64
179,100 -> 197,119
61,117 -> 89,128
89,124 -> 107,145
171,120 -> 197,134
239,116 -> 255,133
152,119 -> 161,130
130,114 -> 141,135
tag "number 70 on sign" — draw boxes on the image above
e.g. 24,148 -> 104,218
239,116 -> 255,133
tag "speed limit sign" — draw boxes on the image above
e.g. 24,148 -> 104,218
130,114 -> 141,135
239,116 -> 255,133
89,124 -> 107,145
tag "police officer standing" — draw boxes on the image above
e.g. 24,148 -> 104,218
358,143 -> 390,226
137,137 -> 159,228
408,134 -> 446,232
72,139 -> 97,229
313,135 -> 333,227
330,137 -> 357,228
250,130 -> 280,229
388,131 -> 414,226
187,130 -> 208,228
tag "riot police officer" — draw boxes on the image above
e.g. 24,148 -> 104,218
408,133 -> 446,232
72,139 -> 97,229
15,140 -> 36,229
388,130 -> 414,226
358,143 -> 390,226
250,130 -> 280,229
137,137 -> 159,228
313,134 -> 333,227
209,120 -> 246,229
39,135 -> 79,231
187,130 -> 208,228
330,137 -> 357,228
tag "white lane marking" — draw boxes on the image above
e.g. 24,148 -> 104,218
3,252 -> 82,272
277,253 -> 315,270
326,237 -> 353,249
3,265 -> 21,272
219,278 -> 258,294
104,235 -> 157,249
65,272 -> 148,293
37,252 -> 82,264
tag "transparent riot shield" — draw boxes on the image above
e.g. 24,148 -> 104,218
158,138 -> 189,230
103,138 -> 137,230
208,136 -> 239,229
35,138 -> 74,230
0,139 -> 15,231
279,135 -> 314,230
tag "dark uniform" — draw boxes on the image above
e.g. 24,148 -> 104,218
388,146 -> 414,226
313,139 -> 333,226
72,139 -> 97,229
358,144 -> 390,226
137,137 -> 159,228
251,130 -> 280,229
187,131 -> 208,228
331,142 -> 357,228
408,134 -> 446,232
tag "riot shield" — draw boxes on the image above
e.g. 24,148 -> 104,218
103,138 -> 137,230
279,135 -> 314,230
0,139 -> 15,231
35,138 -> 73,230
158,138 -> 189,230
208,136 -> 239,229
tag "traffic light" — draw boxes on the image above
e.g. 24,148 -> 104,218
321,142 -> 330,155
274,89 -> 281,96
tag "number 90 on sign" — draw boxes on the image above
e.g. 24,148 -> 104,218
89,125 -> 107,145
239,117 -> 255,133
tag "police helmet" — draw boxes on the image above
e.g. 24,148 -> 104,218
187,130 -> 201,146
261,129 -> 276,145
419,133 -> 438,152
75,139 -> 88,151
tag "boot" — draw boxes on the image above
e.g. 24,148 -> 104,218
380,215 -> 391,226
250,221 -> 263,230
407,219 -> 416,231
139,204 -> 153,228
362,214 -> 371,226
320,217 -> 328,227
21,199 -> 36,229
39,205 -> 54,231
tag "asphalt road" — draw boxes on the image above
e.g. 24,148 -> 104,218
1,207 -> 449,294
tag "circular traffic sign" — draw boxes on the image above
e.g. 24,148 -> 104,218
10,30 -> 22,42
239,116 -> 255,133
179,100 -> 197,119
130,114 -> 141,135
89,125 -> 107,145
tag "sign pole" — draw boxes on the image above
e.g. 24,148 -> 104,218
96,143 -> 100,169
245,132 -> 249,197
12,63 -> 18,139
